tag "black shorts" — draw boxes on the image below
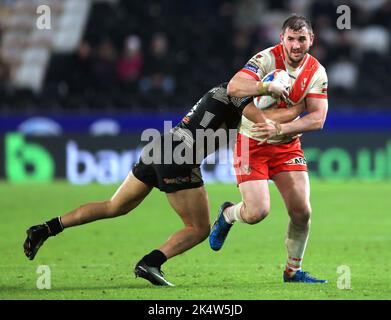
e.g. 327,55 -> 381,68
132,133 -> 204,193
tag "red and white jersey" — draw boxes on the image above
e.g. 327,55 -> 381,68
239,43 -> 328,143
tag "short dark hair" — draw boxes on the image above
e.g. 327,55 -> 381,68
282,15 -> 313,34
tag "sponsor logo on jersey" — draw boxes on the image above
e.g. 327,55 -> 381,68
243,63 -> 259,74
182,116 -> 190,124
285,157 -> 307,165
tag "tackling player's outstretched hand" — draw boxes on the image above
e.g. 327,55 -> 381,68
251,119 -> 282,144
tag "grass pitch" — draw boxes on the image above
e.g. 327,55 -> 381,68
1,180 -> 391,300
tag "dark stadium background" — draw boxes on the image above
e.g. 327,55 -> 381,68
1,0 -> 391,302
0,0 -> 390,183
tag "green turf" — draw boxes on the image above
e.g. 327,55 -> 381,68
1,180 -> 391,300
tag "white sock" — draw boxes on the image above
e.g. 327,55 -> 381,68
284,220 -> 310,276
223,202 -> 245,224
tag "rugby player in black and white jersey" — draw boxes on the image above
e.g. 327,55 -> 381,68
23,82 -> 301,286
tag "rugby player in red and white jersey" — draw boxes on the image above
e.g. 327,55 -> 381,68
210,15 -> 328,283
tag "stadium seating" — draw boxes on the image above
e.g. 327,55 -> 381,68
0,0 -> 390,111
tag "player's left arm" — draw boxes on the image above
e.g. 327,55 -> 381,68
251,97 -> 328,139
243,101 -> 305,124
276,68 -> 328,135
279,97 -> 328,135
251,68 -> 328,139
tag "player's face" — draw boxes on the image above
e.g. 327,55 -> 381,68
280,27 -> 314,66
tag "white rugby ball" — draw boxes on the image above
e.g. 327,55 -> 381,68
253,69 -> 291,109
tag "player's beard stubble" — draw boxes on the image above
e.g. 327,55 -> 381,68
282,42 -> 310,65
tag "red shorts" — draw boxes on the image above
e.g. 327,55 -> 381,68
234,133 -> 307,184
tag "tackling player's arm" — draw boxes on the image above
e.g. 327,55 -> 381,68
250,97 -> 328,139
243,101 -> 305,124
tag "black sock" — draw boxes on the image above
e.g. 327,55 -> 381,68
45,217 -> 64,236
142,250 -> 167,268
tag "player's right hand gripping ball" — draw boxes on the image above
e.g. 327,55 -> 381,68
254,69 -> 291,109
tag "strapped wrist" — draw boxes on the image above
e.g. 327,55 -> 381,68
265,119 -> 283,136
256,81 -> 270,95
275,122 -> 283,135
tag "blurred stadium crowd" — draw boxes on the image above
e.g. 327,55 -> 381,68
0,0 -> 390,113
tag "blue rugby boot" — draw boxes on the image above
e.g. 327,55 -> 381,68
209,201 -> 234,251
283,270 -> 327,283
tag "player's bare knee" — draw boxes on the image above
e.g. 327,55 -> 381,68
243,207 -> 269,224
195,224 -> 210,241
289,208 -> 311,227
